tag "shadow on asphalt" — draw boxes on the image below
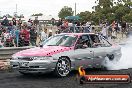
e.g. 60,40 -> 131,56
15,68 -> 109,79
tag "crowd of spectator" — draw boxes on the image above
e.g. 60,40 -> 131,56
56,19 -> 128,39
0,16 -> 49,48
0,16 -> 128,48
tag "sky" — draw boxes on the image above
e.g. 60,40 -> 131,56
0,0 -> 96,19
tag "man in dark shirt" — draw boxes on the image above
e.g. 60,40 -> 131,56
33,17 -> 39,26
30,26 -> 37,46
12,18 -> 16,26
121,21 -> 127,37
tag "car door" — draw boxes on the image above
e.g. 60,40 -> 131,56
98,35 -> 115,62
73,35 -> 94,69
92,47 -> 107,68
89,34 -> 109,68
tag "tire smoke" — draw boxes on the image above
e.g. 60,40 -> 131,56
105,35 -> 132,70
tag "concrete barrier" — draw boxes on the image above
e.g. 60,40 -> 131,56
0,46 -> 34,60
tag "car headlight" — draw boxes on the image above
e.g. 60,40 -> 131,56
11,55 -> 18,60
32,56 -> 53,60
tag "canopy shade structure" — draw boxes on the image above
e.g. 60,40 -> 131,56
65,16 -> 81,20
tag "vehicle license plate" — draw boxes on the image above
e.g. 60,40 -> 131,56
19,62 -> 28,67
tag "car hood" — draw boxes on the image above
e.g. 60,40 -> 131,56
13,46 -> 73,57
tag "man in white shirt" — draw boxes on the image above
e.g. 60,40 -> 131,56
101,24 -> 108,39
40,28 -> 48,42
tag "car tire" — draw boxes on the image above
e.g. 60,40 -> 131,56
101,54 -> 116,70
101,56 -> 110,70
54,57 -> 71,77
108,54 -> 114,61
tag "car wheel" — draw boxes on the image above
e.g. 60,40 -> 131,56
101,56 -> 110,70
101,54 -> 116,70
54,57 -> 71,77
108,54 -> 114,61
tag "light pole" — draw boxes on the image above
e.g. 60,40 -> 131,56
75,3 -> 76,16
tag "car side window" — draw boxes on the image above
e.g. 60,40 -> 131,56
76,35 -> 91,48
89,34 -> 101,47
89,35 -> 100,43
99,35 -> 111,47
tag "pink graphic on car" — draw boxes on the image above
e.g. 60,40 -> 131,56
14,46 -> 74,57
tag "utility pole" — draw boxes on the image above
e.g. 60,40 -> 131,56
75,3 -> 76,16
14,4 -> 18,18
16,4 -> 17,14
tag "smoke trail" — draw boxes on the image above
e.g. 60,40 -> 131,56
105,36 -> 132,70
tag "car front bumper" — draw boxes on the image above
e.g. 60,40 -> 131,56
10,60 -> 57,73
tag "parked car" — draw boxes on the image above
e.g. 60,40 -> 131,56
10,33 -> 122,77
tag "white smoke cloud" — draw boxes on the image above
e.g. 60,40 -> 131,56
105,36 -> 132,70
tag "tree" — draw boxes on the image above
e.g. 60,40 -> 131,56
91,0 -> 114,24
58,6 -> 74,19
122,10 -> 132,22
91,0 -> 132,24
77,11 -> 92,22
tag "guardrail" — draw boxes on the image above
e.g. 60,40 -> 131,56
0,46 -> 34,60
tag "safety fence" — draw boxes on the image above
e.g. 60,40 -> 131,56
0,46 -> 34,60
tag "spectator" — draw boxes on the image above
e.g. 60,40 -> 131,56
20,26 -> 30,46
57,19 -> 62,27
121,21 -> 127,37
14,27 -> 20,47
0,23 -> 2,37
30,26 -> 37,46
3,29 -> 14,47
84,22 -> 91,33
1,16 -> 9,27
101,24 -> 108,39
76,21 -> 80,33
40,28 -> 48,42
48,30 -> 52,37
8,22 -> 14,35
17,18 -> 22,30
33,17 -> 39,26
12,17 -> 16,26
27,19 -> 33,29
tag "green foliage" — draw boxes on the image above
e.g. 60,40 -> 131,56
122,10 -> 132,22
58,6 -> 74,19
77,11 -> 92,22
78,0 -> 132,24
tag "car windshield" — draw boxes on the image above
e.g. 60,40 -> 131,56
43,34 -> 77,47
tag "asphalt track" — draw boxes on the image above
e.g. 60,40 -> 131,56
0,68 -> 132,88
